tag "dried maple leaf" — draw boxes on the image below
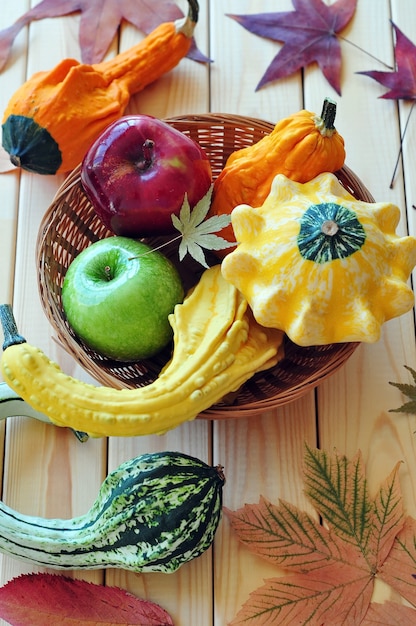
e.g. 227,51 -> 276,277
171,186 -> 235,267
378,515 -> 416,607
389,365 -> 416,414
357,22 -> 416,187
225,444 -> 416,625
0,0 -> 208,73
0,573 -> 174,625
358,22 -> 416,101
362,601 -> 416,625
227,0 -> 357,95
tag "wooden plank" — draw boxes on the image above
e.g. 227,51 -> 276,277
208,1 -> 318,623
213,397 -> 318,623
313,0 -> 416,607
0,1 -> 29,305
315,0 -> 416,492
392,1 -> 416,271
0,1 -> 415,624
304,0 -> 402,205
0,4 -> 106,602
0,0 -> 30,597
104,2 -> 214,624
209,0 -> 302,119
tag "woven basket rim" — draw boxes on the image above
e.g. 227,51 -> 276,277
36,112 -> 370,418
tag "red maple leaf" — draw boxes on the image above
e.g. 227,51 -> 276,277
0,573 -> 174,625
0,0 -> 208,73
227,0 -> 357,95
358,22 -> 416,100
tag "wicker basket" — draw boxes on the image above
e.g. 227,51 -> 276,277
36,113 -> 373,419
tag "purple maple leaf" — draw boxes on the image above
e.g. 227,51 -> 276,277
227,0 -> 357,95
358,22 -> 416,101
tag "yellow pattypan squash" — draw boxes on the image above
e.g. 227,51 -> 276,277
221,172 -> 416,346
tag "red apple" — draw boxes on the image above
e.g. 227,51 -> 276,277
80,115 -> 212,237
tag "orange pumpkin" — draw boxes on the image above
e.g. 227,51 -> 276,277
208,98 -> 346,253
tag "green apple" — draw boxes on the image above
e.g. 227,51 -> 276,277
61,236 -> 184,361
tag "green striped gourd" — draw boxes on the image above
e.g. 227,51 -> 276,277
0,451 -> 225,572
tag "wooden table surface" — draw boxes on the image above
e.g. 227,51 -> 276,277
1,1 -> 416,624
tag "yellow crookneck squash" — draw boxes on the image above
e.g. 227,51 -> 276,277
221,172 -> 416,346
209,98 -> 346,253
0,267 -> 284,437
1,0 -> 199,175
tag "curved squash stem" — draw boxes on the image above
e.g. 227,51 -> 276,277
0,305 -> 88,442
187,0 -> 199,23
177,0 -> 199,35
0,304 -> 26,350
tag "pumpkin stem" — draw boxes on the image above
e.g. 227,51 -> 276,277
321,98 -> 337,130
321,220 -> 339,236
314,98 -> 337,137
0,304 -> 26,350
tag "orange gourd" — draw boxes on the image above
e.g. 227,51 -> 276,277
209,98 -> 346,252
1,0 -> 199,175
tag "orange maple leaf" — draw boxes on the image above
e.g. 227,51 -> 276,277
225,445 -> 412,625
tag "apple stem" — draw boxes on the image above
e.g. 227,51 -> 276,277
0,304 -> 27,350
137,139 -> 155,170
104,265 -> 113,281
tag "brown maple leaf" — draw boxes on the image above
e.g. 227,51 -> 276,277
227,0 -> 357,95
0,0 -> 208,73
225,444 -> 416,625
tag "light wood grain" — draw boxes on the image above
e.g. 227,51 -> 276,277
0,2 -> 107,607
103,3 -> 214,623
210,2 -> 317,621
1,0 -> 416,624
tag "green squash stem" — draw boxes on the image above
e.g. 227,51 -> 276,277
316,97 -> 338,135
0,304 -> 26,350
0,304 -> 88,442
